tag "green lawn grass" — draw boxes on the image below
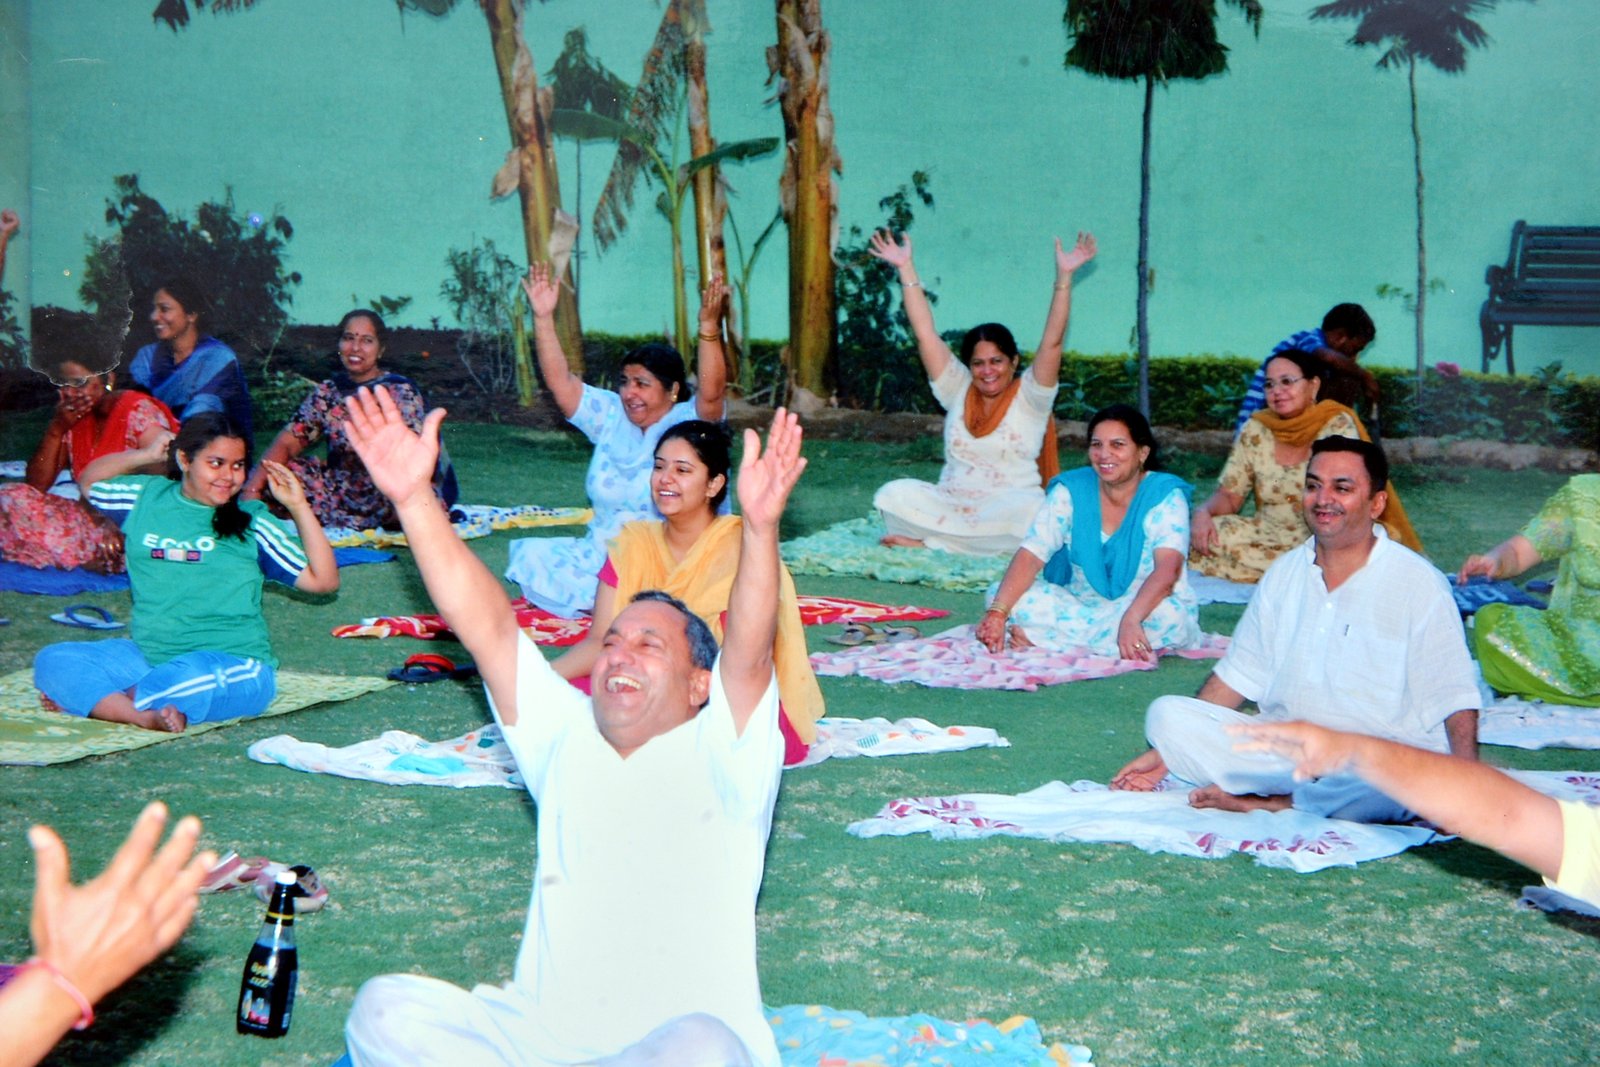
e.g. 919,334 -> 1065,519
2,409 -> 1596,1065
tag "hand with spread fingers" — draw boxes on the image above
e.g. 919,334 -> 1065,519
343,385 -> 448,514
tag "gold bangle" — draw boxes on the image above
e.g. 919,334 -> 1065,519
985,603 -> 1010,618
1053,281 -> 1071,291
900,279 -> 924,289
697,330 -> 722,342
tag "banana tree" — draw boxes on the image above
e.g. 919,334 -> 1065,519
552,108 -> 776,357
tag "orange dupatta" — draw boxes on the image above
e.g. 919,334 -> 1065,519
1252,399 -> 1424,553
608,515 -> 825,742
963,375 -> 1060,488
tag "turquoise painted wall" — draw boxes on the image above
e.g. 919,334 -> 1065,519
8,0 -> 1599,374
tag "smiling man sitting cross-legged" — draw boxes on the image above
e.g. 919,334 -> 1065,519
338,385 -> 806,1067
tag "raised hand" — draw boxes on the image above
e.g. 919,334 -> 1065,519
1055,231 -> 1097,276
698,272 -> 729,334
735,408 -> 806,533
261,460 -> 310,514
0,209 -> 18,238
867,229 -> 913,272
343,385 -> 447,510
1229,720 -> 1354,782
521,262 -> 561,319
29,802 -> 213,1005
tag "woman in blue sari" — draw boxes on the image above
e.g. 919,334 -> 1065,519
128,278 -> 254,441
976,404 -> 1199,661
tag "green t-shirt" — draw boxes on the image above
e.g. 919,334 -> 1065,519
89,476 -> 307,666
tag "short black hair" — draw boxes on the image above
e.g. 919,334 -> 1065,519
154,277 -> 211,333
958,322 -> 1019,366
621,343 -> 690,402
337,309 -> 389,351
629,590 -> 719,673
1310,434 -> 1388,491
1322,303 -> 1376,342
1087,403 -> 1160,470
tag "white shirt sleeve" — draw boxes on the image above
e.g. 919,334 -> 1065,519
490,631 -> 596,798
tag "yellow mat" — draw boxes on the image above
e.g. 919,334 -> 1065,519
0,669 -> 395,766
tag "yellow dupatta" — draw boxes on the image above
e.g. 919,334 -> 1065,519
608,515 -> 825,742
1252,399 -> 1424,553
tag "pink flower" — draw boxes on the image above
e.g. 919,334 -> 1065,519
1434,361 -> 1461,378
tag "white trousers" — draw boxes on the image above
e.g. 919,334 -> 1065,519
344,974 -> 755,1067
1146,695 -> 1413,823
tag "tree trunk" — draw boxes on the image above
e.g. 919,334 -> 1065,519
482,0 -> 584,375
770,0 -> 840,403
1409,56 -> 1425,409
1136,72 -> 1154,419
685,0 -> 738,386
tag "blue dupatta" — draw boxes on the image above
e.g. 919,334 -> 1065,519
1039,467 -> 1192,599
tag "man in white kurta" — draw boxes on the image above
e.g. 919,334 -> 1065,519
1112,437 -> 1479,822
338,387 -> 808,1066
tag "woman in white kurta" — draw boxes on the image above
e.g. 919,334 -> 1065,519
866,229 -> 1097,556
503,264 -> 728,617
977,405 -> 1199,661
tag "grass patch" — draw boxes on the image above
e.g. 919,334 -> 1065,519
1,410 -> 1596,1064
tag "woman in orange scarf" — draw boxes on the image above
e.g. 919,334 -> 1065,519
1190,350 -> 1421,582
866,228 -> 1096,555
0,354 -> 176,571
552,420 -> 823,765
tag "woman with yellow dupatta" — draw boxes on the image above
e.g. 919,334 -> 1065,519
553,420 -> 824,764
866,228 -> 1097,555
1190,349 -> 1422,583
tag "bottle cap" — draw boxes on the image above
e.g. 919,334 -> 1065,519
274,869 -> 297,886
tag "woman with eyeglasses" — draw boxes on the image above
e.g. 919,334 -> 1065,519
504,263 -> 727,617
0,352 -> 176,572
1189,349 -> 1421,583
240,309 -> 456,530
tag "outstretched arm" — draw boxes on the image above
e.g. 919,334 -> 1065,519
721,409 -> 807,732
976,548 -> 1045,653
77,432 -> 176,494
1233,721 -> 1562,878
0,209 -> 17,285
1458,533 -> 1541,585
867,230 -> 951,381
343,386 -> 523,722
694,273 -> 729,419
1030,232 -> 1096,389
522,263 -> 585,420
0,802 -> 213,1067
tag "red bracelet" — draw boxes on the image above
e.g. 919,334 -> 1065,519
26,957 -> 94,1030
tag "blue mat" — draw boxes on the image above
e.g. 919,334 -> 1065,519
1451,576 -> 1547,616
0,548 -> 394,597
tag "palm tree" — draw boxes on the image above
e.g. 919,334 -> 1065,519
1064,0 -> 1262,418
1311,0 -> 1507,402
546,27 -> 630,307
153,0 -> 586,370
767,0 -> 841,407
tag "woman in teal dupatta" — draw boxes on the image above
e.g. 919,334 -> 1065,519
977,405 -> 1200,661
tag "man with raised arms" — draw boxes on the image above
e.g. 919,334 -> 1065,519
1112,436 -> 1479,821
339,385 -> 806,1067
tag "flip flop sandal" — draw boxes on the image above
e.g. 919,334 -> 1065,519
826,622 -> 885,646
881,624 -> 922,643
387,652 -> 479,684
199,852 -> 279,895
253,863 -> 329,914
48,604 -> 125,630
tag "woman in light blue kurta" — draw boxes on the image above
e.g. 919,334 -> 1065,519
977,405 -> 1199,660
504,264 -> 728,617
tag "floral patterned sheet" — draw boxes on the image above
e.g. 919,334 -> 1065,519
766,1004 -> 1093,1066
811,625 -> 1229,692
848,771 -> 1600,874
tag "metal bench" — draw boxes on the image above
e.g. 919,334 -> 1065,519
1481,221 -> 1600,373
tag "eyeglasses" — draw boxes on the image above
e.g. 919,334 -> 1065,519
51,372 -> 107,390
1264,375 -> 1305,391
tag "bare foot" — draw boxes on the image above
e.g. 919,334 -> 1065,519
129,705 -> 188,733
38,692 -> 63,713
1007,624 -> 1034,649
879,534 -> 926,549
1188,784 -> 1291,813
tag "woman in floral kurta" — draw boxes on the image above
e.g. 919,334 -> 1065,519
502,264 -> 728,617
244,311 -> 454,531
977,406 -> 1198,660
1462,474 -> 1600,705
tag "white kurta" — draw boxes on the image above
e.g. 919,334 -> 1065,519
874,360 -> 1057,556
345,634 -> 783,1067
